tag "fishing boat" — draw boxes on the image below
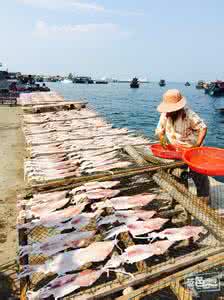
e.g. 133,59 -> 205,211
73,77 -> 94,84
206,81 -> 224,97
88,78 -> 94,84
195,80 -> 205,89
95,80 -> 108,84
130,77 -> 139,88
159,79 -> 166,87
185,82 -> 191,86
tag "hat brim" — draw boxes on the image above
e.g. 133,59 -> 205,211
157,97 -> 186,113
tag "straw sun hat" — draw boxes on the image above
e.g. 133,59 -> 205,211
157,89 -> 186,113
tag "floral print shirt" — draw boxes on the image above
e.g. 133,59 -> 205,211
155,107 -> 207,147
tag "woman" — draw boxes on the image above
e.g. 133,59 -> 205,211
155,89 -> 210,203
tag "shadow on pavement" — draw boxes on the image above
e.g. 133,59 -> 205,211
0,260 -> 19,300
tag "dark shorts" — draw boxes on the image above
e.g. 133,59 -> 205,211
189,170 -> 210,198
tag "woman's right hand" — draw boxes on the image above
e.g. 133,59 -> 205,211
159,133 -> 168,148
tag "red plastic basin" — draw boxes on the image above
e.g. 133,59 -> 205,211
182,147 -> 224,176
150,144 -> 185,160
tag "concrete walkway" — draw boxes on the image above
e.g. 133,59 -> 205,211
0,107 -> 25,299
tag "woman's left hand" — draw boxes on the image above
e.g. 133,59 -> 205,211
184,144 -> 201,149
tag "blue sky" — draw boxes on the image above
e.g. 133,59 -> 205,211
1,0 -> 224,81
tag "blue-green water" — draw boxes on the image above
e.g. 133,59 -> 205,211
49,81 -> 224,149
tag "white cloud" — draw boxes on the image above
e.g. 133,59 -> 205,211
18,0 -> 143,15
34,20 -> 128,39
19,0 -> 105,11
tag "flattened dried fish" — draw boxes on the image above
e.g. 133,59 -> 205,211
19,231 -> 95,257
148,226 -> 207,242
97,210 -> 156,227
19,241 -> 116,278
105,218 -> 168,239
123,240 -> 173,263
17,202 -> 88,230
92,193 -> 156,210
27,269 -> 103,300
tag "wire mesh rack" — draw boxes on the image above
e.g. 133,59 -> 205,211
18,145 -> 224,299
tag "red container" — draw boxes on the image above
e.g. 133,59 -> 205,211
182,147 -> 224,176
150,144 -> 184,160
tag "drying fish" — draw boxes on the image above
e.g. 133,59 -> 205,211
28,197 -> 70,217
27,269 -> 104,300
18,191 -> 68,208
19,231 -> 95,258
71,193 -> 88,205
80,153 -> 118,166
32,191 -> 67,203
127,218 -> 169,236
97,215 -> 138,227
123,240 -> 173,264
70,181 -> 120,196
105,218 -> 169,239
58,210 -> 102,231
17,202 -> 88,230
115,210 -> 156,221
27,196 -> 69,210
92,193 -> 156,210
19,241 -> 116,278
148,226 -> 207,242
71,181 -> 120,194
32,170 -> 81,182
80,148 -> 117,158
86,151 -> 117,162
123,245 -> 155,264
81,158 -> 120,171
71,189 -> 120,204
101,240 -> 173,266
86,161 -> 132,173
97,210 -> 156,227
26,254 -> 131,299
86,189 -> 120,200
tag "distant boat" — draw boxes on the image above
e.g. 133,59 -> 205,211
130,77 -> 139,88
196,80 -> 205,89
95,80 -> 108,84
185,82 -> 191,86
159,79 -> 166,87
206,81 -> 224,97
61,79 -> 72,84
73,77 -> 94,84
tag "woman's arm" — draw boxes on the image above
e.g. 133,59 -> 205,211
188,109 -> 207,147
155,114 -> 167,146
196,127 -> 207,147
